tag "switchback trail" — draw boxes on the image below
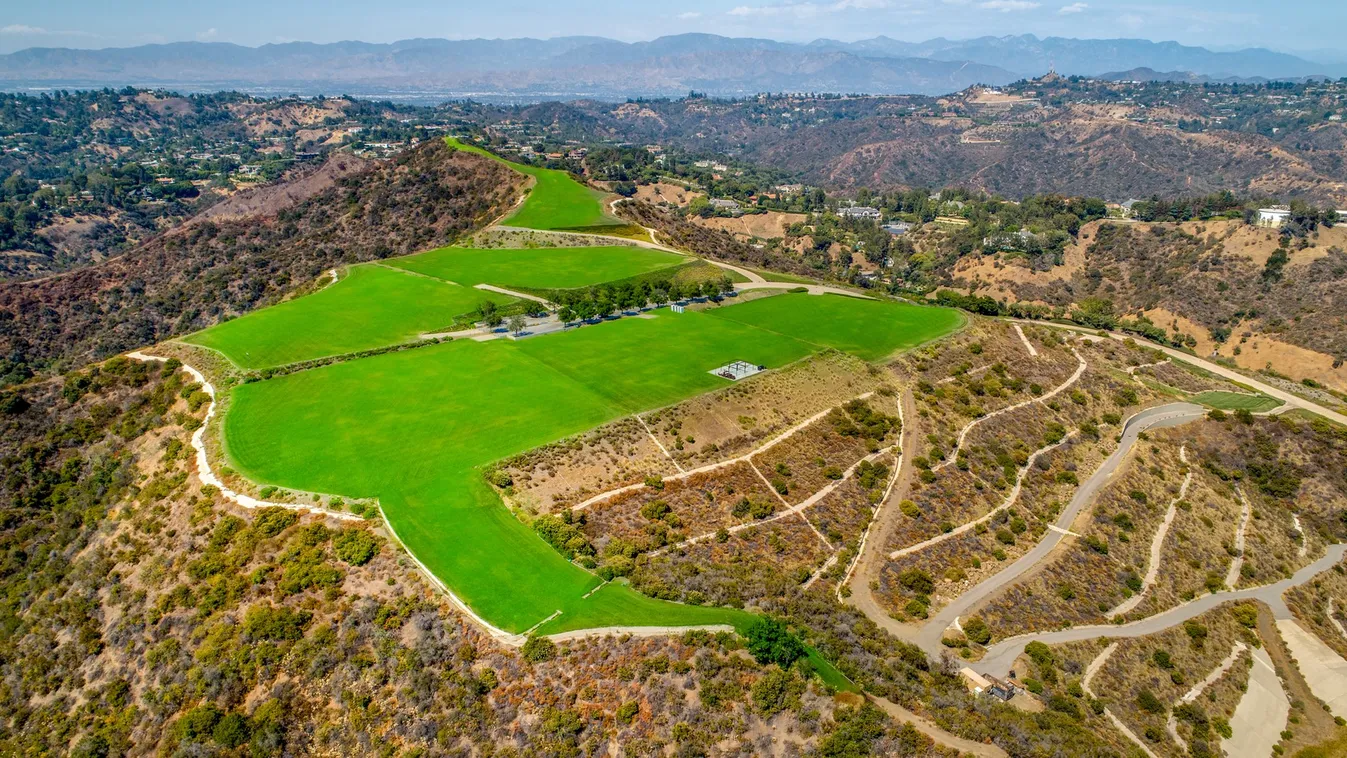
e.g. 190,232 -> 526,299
914,403 -> 1207,655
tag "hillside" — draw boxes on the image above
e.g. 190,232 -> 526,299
949,218 -> 1347,389
0,140 -> 523,384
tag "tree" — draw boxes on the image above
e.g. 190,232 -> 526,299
745,616 -> 806,667
508,314 -> 527,336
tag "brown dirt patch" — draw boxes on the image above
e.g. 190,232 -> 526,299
697,210 -> 807,241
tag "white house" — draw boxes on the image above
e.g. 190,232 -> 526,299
1256,207 -> 1291,228
838,206 -> 882,221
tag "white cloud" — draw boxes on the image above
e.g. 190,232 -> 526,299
196,28 -> 219,41
1,23 -> 99,38
677,11 -> 702,19
979,0 -> 1040,10
1058,2 -> 1087,13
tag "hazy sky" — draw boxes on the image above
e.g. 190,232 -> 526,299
2,0 -> 1345,58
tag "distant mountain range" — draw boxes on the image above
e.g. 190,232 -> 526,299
1,34 -> 1340,101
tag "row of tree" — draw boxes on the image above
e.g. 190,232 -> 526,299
552,277 -> 736,323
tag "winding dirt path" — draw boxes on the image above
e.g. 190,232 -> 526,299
571,390 -> 876,511
1107,446 -> 1192,617
1167,641 -> 1248,751
932,347 -> 1086,472
888,431 -> 1077,560
1082,643 -> 1161,758
1225,487 -> 1252,590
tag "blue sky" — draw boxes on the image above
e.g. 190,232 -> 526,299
2,0 -> 1344,58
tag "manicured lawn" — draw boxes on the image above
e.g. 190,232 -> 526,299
386,244 -> 685,290
709,292 -> 966,362
183,264 -> 514,369
446,137 -> 621,231
514,309 -> 815,410
1192,390 -> 1283,413
221,294 -> 962,634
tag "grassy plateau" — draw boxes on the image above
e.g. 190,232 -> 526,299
197,137 -> 962,657
386,244 -> 686,291
1192,390 -> 1283,413
446,137 -> 623,231
218,295 -> 959,634
183,264 -> 514,369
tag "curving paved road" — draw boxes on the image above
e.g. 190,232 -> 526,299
914,403 -> 1207,654
1007,319 -> 1347,428
974,542 -> 1347,678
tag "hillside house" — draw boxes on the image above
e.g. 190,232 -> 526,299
838,206 -> 881,221
1256,206 -> 1291,228
709,198 -> 742,215
883,222 -> 912,236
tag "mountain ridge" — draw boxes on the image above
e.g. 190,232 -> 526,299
1,33 -> 1338,100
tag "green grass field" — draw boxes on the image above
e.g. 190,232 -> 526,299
386,244 -> 685,291
446,137 -> 621,231
709,292 -> 966,362
183,264 -> 514,369
1191,390 -> 1283,413
222,293 -> 961,635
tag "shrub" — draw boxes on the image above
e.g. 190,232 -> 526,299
521,635 -> 557,662
1184,620 -> 1209,646
242,605 -> 312,642
616,701 -> 639,724
1137,688 -> 1166,714
1232,603 -> 1259,628
900,500 -> 921,518
745,617 -> 806,667
333,528 -> 379,566
898,569 -> 935,595
963,617 -> 992,645
752,668 -> 803,716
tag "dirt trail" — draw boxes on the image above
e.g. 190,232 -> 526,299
933,347 -> 1086,472
1167,641 -> 1248,751
842,390 -> 920,631
1082,643 -> 1161,758
865,694 -> 1008,758
1107,446 -> 1192,617
1225,487 -> 1252,589
572,390 -> 876,511
888,431 -> 1076,560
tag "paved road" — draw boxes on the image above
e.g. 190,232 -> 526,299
1008,319 -> 1347,428
1277,616 -> 1347,719
974,542 -> 1347,678
915,403 -> 1207,654
1223,645 -> 1288,758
